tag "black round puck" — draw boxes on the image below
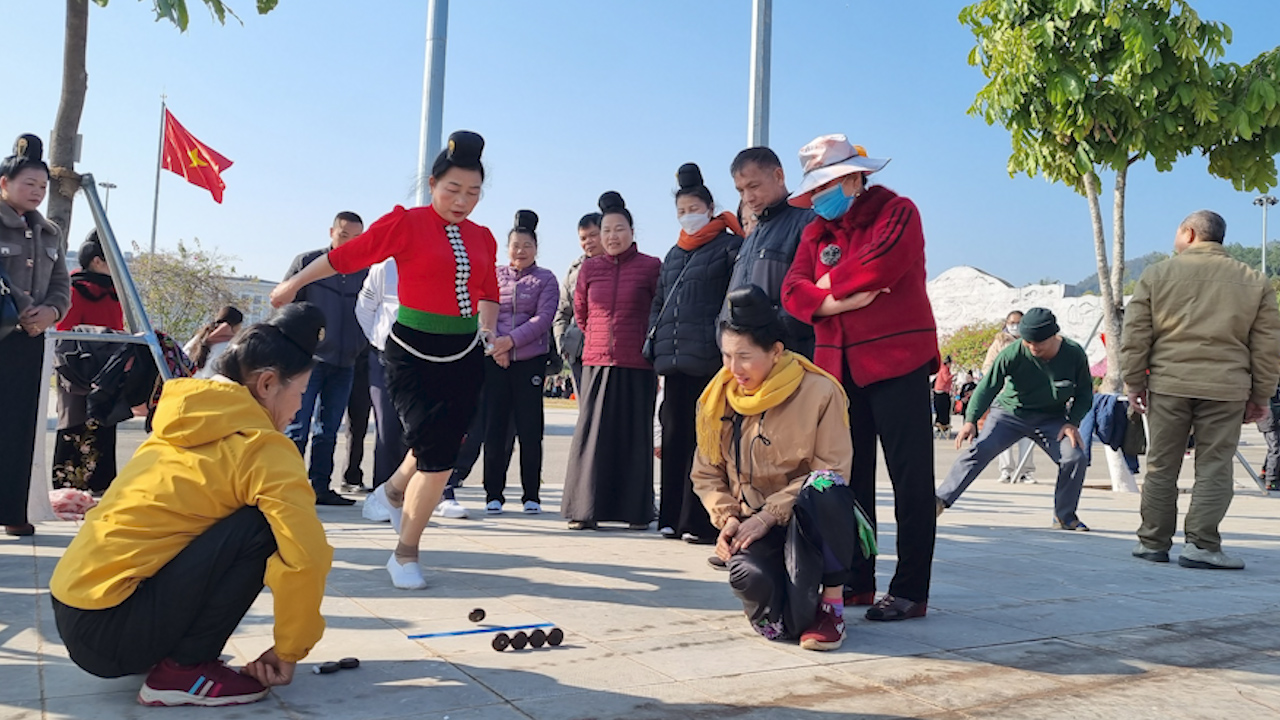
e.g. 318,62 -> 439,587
547,627 -> 565,646
492,633 -> 510,652
510,631 -> 529,650
529,629 -> 547,648
338,657 -> 360,670
468,608 -> 486,623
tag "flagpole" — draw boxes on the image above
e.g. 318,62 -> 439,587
149,95 -> 166,255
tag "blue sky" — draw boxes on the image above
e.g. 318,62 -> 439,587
4,0 -> 1279,287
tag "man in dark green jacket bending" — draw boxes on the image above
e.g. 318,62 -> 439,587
935,308 -> 1094,531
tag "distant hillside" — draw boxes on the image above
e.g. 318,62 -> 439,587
1073,251 -> 1169,294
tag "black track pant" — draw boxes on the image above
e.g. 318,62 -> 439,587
482,355 -> 547,505
53,507 -> 276,677
844,363 -> 936,603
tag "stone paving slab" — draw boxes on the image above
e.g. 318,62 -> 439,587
4,408 -> 1280,719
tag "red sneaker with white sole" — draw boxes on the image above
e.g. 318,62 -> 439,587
137,658 -> 269,707
799,603 -> 845,651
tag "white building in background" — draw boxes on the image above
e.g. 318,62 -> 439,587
225,276 -> 278,325
926,266 -> 1110,365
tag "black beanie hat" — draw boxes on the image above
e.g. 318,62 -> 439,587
1018,308 -> 1060,343
269,302 -> 326,359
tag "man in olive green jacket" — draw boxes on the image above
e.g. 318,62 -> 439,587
1122,210 -> 1280,570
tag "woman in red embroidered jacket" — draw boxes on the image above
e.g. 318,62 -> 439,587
561,191 -> 661,530
781,135 -> 939,623
271,131 -> 499,591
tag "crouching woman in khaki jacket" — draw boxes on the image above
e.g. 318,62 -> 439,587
692,285 -> 871,652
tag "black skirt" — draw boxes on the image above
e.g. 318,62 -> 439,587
384,322 -> 484,473
561,365 -> 657,524
0,332 -> 46,526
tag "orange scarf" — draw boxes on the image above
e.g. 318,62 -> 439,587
678,211 -> 744,251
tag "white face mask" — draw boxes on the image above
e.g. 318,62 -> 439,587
1006,324 -> 1021,338
678,212 -> 711,235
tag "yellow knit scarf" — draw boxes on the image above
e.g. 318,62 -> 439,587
696,351 -> 849,465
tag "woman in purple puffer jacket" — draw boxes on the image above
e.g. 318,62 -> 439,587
482,210 -> 561,515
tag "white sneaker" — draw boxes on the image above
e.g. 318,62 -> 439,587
486,500 -> 503,515
374,485 -> 402,534
361,488 -> 391,523
435,498 -> 469,519
523,501 -> 542,514
1178,543 -> 1246,570
998,474 -> 1013,484
1018,475 -> 1038,485
386,554 -> 428,590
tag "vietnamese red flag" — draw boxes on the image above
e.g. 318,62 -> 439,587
160,109 -> 233,203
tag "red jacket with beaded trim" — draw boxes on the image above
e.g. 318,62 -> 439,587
782,185 -> 939,387
328,205 -> 498,325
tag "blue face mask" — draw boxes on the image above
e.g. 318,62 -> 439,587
812,183 -> 855,220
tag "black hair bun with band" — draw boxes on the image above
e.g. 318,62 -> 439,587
676,163 -> 704,190
598,191 -> 627,214
269,302 -> 326,358
13,134 -> 43,162
513,209 -> 539,233
446,131 -> 485,166
727,285 -> 776,329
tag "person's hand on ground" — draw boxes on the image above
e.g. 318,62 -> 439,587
241,647 -> 295,687
955,422 -> 977,450
1059,423 -> 1082,449
1127,389 -> 1148,414
716,518 -> 740,562
1245,400 -> 1267,424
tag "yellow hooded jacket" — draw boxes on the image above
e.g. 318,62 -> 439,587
50,378 -> 334,663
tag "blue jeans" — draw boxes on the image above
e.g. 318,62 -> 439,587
286,361 -> 355,494
936,407 -> 1088,523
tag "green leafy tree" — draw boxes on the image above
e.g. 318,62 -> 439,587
940,320 -> 1006,373
960,0 -> 1280,392
47,1 -> 280,237
130,239 -> 241,341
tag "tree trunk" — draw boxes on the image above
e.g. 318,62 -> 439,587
1083,172 -> 1123,394
1111,165 -> 1127,305
47,0 -> 90,236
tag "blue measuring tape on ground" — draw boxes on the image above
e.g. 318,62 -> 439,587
408,623 -> 554,640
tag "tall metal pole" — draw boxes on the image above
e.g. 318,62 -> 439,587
98,181 -> 116,212
415,0 -> 449,207
1256,194 -> 1277,277
149,96 -> 167,254
747,0 -> 772,147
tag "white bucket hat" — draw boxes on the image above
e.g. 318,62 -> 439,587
788,134 -> 890,208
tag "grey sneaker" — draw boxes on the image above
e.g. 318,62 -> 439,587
1132,542 -> 1169,563
1178,543 -> 1245,570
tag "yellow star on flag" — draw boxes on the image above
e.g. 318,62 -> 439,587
188,148 -> 209,169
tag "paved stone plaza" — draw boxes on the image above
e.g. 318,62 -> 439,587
4,405 -> 1280,719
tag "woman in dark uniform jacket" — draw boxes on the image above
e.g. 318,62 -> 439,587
0,135 -> 71,537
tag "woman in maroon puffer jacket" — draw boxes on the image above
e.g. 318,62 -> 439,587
562,191 -> 661,530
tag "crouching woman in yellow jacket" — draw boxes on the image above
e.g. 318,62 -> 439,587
50,303 -> 335,708
693,286 -> 872,653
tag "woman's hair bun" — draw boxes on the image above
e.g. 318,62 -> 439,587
676,163 -> 704,190
446,130 -> 484,166
12,134 -> 44,163
727,285 -> 776,329
513,209 -> 539,233
598,190 -> 627,214
268,302 -> 326,358
215,305 -> 245,326
78,231 -> 104,270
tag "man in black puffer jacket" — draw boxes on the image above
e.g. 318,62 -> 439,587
720,147 -> 816,359
649,163 -> 744,543
282,211 -> 370,506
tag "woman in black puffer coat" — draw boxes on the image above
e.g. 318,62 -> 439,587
649,163 -> 743,543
